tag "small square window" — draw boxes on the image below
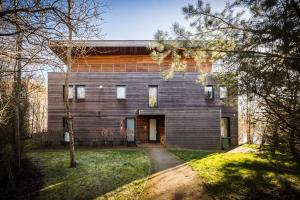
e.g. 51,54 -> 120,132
220,86 -> 228,99
76,85 -> 85,100
63,85 -> 73,101
205,85 -> 214,100
117,85 -> 126,99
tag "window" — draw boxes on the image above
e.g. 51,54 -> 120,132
149,86 -> 158,108
76,85 -> 85,100
221,117 -> 230,138
220,86 -> 228,99
63,85 -> 73,101
116,85 -> 126,99
63,117 -> 72,142
126,118 -> 135,143
205,85 -> 214,100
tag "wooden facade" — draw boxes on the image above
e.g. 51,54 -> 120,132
48,41 -> 238,149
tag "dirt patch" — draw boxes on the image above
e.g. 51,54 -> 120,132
141,147 -> 208,200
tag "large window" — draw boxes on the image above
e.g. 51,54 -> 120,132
126,118 -> 135,143
116,85 -> 126,99
149,86 -> 158,108
221,117 -> 230,138
205,85 -> 214,100
220,86 -> 228,99
63,85 -> 73,101
76,85 -> 85,100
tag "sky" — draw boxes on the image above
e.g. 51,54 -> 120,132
102,0 -> 228,40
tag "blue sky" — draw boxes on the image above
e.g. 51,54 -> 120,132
102,0 -> 227,40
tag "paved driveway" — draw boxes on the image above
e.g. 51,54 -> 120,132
141,147 -> 208,200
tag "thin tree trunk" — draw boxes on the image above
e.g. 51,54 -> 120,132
65,0 -> 76,168
289,130 -> 300,166
13,0 -> 21,170
246,90 -> 251,144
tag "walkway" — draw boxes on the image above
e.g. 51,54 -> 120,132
141,147 -> 208,200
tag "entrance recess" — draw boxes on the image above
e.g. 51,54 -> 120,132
149,119 -> 157,142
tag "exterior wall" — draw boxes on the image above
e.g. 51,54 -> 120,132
48,72 -> 238,149
165,108 -> 221,149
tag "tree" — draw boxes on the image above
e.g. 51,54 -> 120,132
65,0 -> 76,168
149,0 -> 300,164
0,0 -> 105,191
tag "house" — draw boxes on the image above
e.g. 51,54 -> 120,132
48,40 -> 238,149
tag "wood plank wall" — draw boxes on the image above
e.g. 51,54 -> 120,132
48,72 -> 237,149
71,55 -> 212,73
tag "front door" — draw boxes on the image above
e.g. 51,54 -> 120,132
149,118 -> 157,142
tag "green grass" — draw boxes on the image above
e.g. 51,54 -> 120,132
169,147 -> 300,200
26,149 -> 150,200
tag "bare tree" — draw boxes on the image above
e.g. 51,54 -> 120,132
64,0 -> 76,168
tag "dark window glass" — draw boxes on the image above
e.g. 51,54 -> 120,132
205,85 -> 214,99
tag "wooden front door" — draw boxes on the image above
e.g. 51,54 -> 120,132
149,118 -> 157,142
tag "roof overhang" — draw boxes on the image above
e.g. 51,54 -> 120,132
137,109 -> 165,116
48,40 -> 154,61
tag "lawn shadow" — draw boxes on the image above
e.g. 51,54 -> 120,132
205,155 -> 300,200
0,157 -> 44,200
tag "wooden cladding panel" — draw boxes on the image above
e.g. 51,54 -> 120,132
136,116 -> 148,143
165,109 -> 221,149
70,55 -> 212,73
48,72 -> 237,148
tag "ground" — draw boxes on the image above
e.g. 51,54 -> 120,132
170,146 -> 300,200
25,148 -> 150,200
141,147 -> 207,200
4,144 -> 300,199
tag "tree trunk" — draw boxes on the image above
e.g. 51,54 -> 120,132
13,0 -> 21,170
65,0 -> 76,168
289,130 -> 300,166
246,90 -> 252,144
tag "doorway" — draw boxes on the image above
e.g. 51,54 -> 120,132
149,118 -> 157,142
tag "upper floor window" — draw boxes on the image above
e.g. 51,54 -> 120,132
76,85 -> 85,100
205,85 -> 214,100
63,85 -> 73,101
149,86 -> 158,108
117,85 -> 126,99
220,86 -> 228,99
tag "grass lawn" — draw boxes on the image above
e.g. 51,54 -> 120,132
169,147 -> 300,200
24,148 -> 150,200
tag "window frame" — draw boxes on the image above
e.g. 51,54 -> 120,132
148,85 -> 158,108
63,85 -> 74,101
116,85 -> 127,99
75,85 -> 86,101
221,117 -> 231,139
125,117 -> 136,143
205,85 -> 214,100
219,86 -> 228,99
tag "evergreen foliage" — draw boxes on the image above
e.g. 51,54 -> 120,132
150,0 -> 300,164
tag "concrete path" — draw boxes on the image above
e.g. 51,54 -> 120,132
141,147 -> 208,200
